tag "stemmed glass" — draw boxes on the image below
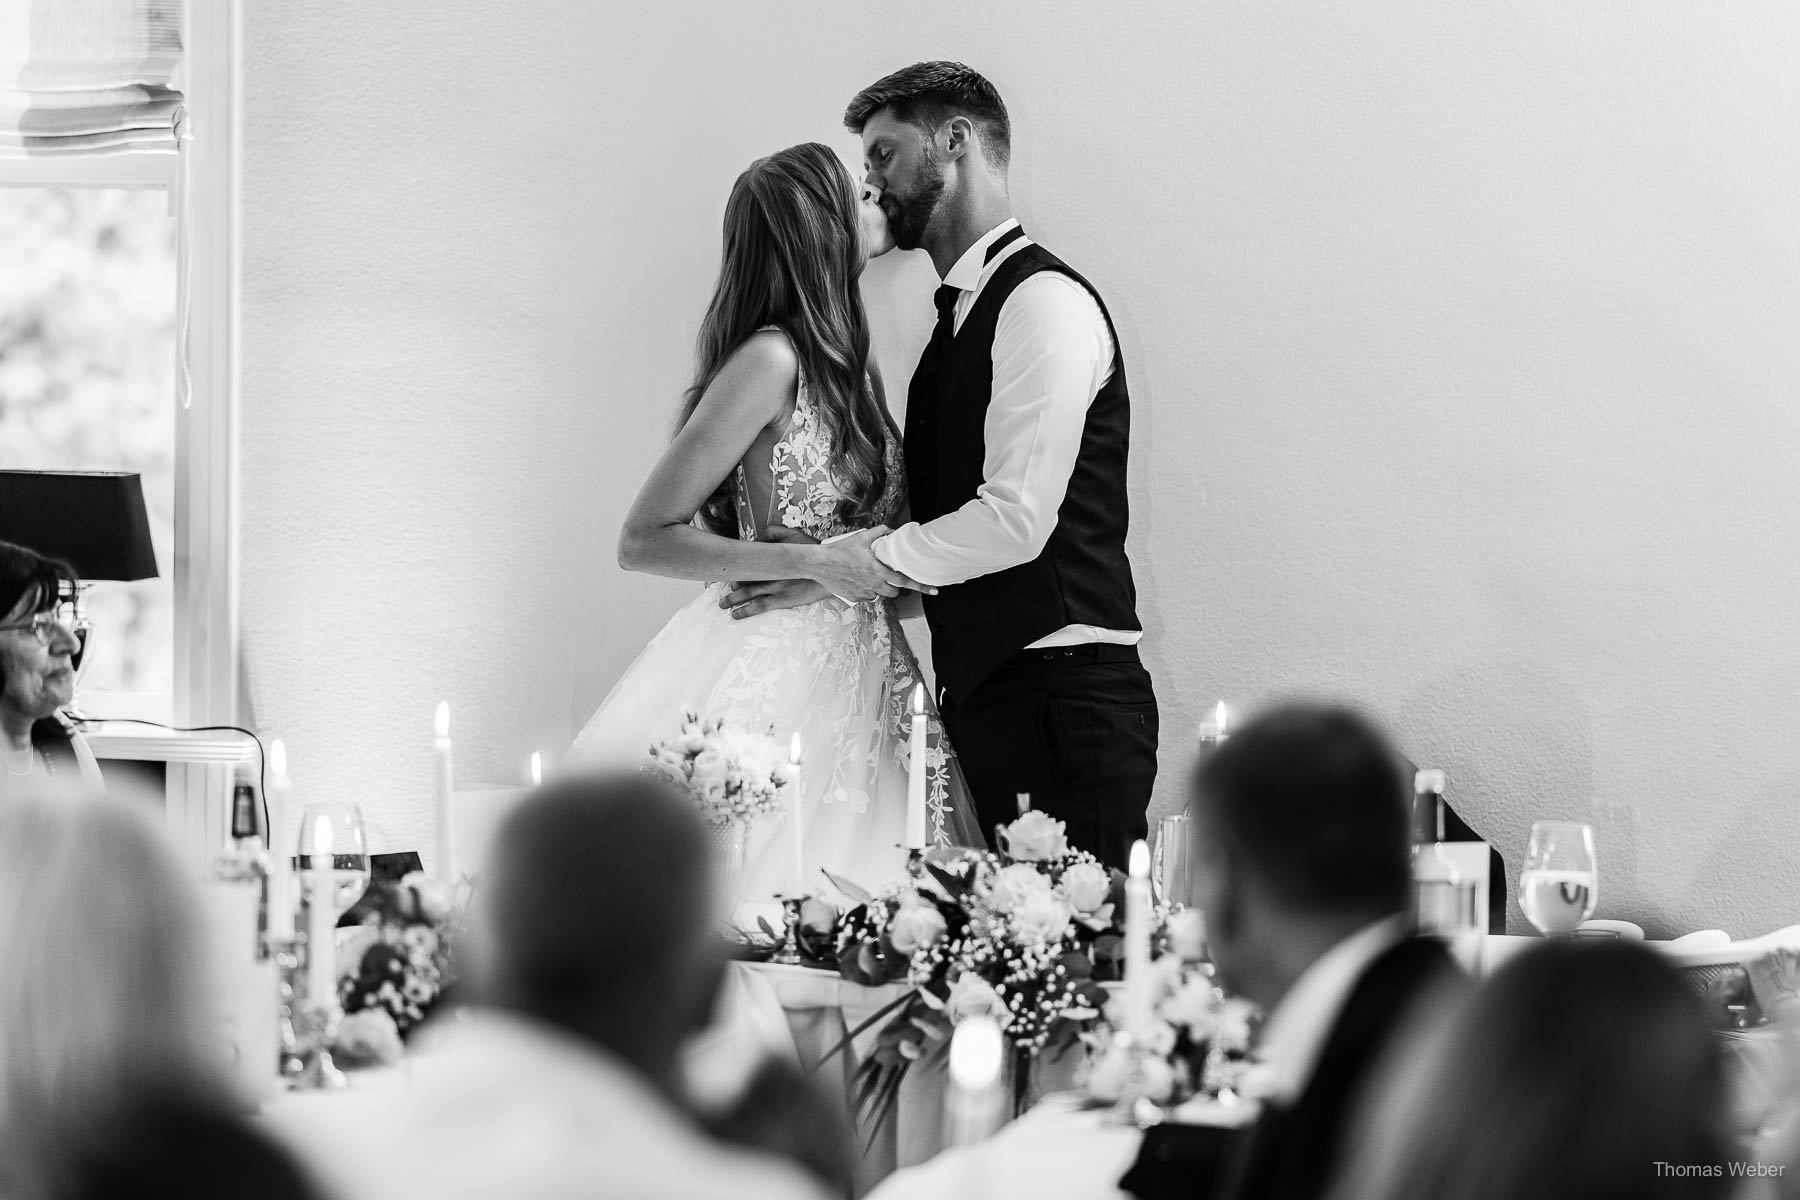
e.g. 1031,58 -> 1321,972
296,801 -> 371,921
1518,821 -> 1597,935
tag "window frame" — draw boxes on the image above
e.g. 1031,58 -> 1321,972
0,1 -> 241,733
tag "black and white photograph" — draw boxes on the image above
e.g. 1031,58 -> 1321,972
2,2 -> 1799,1198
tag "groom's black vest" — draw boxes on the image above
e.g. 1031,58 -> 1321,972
905,240 -> 1141,701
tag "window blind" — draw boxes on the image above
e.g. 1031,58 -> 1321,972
0,0 -> 183,160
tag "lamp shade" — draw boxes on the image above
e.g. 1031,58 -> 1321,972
0,470 -> 159,581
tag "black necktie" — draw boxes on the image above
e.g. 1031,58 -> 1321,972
933,284 -> 961,335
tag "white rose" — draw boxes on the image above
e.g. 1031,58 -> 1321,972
677,730 -> 707,754
334,1009 -> 403,1067
1158,976 -> 1219,1036
1001,811 -> 1068,861
889,903 -> 947,954
1058,862 -> 1112,914
400,872 -> 456,923
690,748 -> 729,784
988,863 -> 1054,914
1083,1039 -> 1174,1104
945,973 -> 1008,1028
1012,891 -> 1073,943
652,746 -> 689,774
1167,907 -> 1207,962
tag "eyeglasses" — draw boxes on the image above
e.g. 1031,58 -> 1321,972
0,608 -> 87,645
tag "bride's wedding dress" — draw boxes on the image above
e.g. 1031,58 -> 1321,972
566,332 -> 979,899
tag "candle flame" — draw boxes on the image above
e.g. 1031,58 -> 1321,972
1215,700 -> 1229,735
789,732 -> 803,764
1128,839 -> 1150,879
435,701 -> 450,738
313,816 -> 333,856
269,738 -> 287,776
911,682 -> 926,715
529,751 -> 542,785
949,1014 -> 1004,1089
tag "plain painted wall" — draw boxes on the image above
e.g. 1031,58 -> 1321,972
242,2 -> 1800,935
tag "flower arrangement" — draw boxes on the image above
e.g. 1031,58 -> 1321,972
648,706 -> 797,830
1080,908 -> 1261,1108
333,871 -> 464,1064
823,811 -> 1150,1139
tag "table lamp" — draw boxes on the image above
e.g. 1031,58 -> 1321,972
0,470 -> 160,713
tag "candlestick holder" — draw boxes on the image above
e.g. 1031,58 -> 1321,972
906,847 -> 926,878
770,895 -> 805,966
267,934 -> 305,1082
1107,1032 -> 1168,1130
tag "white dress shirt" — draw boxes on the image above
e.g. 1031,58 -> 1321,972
874,219 -> 1141,650
1251,915 -> 1413,1105
307,1010 -> 829,1200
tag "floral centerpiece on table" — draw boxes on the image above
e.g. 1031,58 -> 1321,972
824,811 -> 1146,1140
647,706 -> 797,831
333,871 -> 464,1066
1080,906 -> 1261,1109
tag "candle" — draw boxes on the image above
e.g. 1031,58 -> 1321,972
944,1013 -> 1007,1148
434,702 -> 455,884
906,684 -> 928,850
787,734 -> 805,896
529,751 -> 543,786
1125,839 -> 1152,1040
307,816 -> 335,1003
1198,700 -> 1232,748
266,739 -> 295,939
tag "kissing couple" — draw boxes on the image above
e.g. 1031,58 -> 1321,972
567,61 -> 1158,894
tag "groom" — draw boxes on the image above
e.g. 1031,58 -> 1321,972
735,62 -> 1157,870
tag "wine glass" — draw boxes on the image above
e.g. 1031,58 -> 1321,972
296,801 -> 371,919
1518,821 -> 1597,935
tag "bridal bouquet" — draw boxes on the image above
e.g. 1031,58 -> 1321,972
824,812 -> 1151,1138
333,871 -> 465,1062
647,706 -> 796,830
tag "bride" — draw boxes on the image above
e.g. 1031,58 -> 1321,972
566,141 -> 980,898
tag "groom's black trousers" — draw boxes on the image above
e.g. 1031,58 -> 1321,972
937,644 -> 1157,872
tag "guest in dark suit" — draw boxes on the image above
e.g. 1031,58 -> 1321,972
1329,939 -> 1733,1200
1186,704 -> 1465,1200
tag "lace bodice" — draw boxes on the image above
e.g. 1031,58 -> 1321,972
732,330 -> 904,543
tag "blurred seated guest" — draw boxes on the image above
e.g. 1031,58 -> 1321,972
0,540 -> 101,795
0,794 -> 320,1200
699,1055 -> 855,1197
1162,703 -> 1467,1200
339,771 -> 829,1200
1330,939 -> 1733,1200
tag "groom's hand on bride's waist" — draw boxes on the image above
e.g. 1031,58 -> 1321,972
813,526 -> 938,603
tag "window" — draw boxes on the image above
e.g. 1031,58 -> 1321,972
0,186 -> 177,699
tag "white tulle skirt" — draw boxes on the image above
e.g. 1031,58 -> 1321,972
566,583 -> 978,903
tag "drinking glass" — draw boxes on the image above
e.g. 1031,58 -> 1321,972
1518,821 -> 1597,935
1152,811 -> 1193,905
296,801 -> 372,918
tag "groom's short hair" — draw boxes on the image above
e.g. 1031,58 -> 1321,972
844,61 -> 1011,171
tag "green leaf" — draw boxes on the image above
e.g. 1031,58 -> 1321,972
756,915 -> 777,939
814,988 -> 918,1068
821,869 -> 873,905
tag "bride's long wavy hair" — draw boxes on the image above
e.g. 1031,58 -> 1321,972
680,142 -> 886,537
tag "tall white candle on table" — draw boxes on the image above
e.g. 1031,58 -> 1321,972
530,751 -> 542,786
906,684 -> 928,850
434,701 -> 455,884
944,1013 -> 1006,1148
1198,700 -> 1231,749
307,816 -> 335,1003
1125,839 -> 1153,1040
787,733 -> 805,895
266,739 -> 295,939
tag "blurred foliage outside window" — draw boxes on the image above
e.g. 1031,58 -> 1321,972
0,188 -> 174,697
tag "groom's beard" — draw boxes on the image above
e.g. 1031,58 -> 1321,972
884,151 -> 946,252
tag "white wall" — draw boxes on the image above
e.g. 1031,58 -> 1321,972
243,2 -> 1800,935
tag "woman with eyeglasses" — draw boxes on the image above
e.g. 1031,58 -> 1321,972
0,539 -> 102,793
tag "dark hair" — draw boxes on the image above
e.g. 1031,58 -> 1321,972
0,540 -> 77,625
680,143 -> 887,537
844,61 -> 1011,171
1332,940 -> 1732,1200
1193,703 -> 1410,916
